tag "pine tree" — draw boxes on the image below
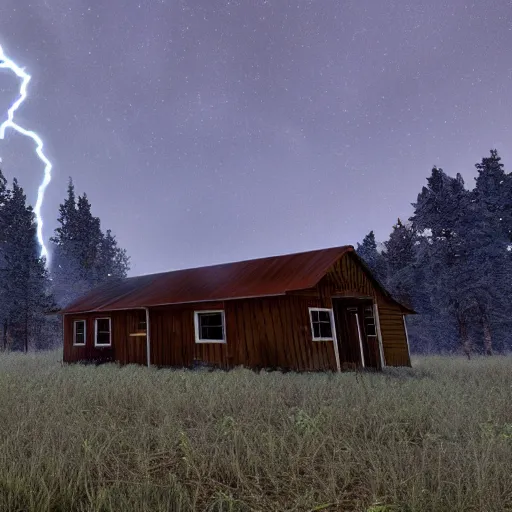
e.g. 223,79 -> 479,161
0,168 -> 11,349
50,179 -> 89,306
467,150 -> 512,354
0,179 -> 54,351
384,219 -> 415,275
383,219 -> 416,308
53,178 -> 78,246
356,231 -> 386,282
94,229 -> 130,282
74,193 -> 103,282
410,168 -> 472,355
474,149 -> 510,241
50,179 -> 130,306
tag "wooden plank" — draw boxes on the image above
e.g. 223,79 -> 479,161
278,297 -> 298,370
242,301 -> 259,367
254,299 -> 269,368
262,299 -> 279,367
232,302 -> 247,366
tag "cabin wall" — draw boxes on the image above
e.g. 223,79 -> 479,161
149,296 -> 338,371
375,301 -> 410,366
63,310 -> 147,365
292,252 -> 411,367
63,297 -> 338,371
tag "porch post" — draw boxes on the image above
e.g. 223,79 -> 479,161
373,303 -> 385,368
329,309 -> 341,372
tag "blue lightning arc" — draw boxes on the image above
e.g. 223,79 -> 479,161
0,44 -> 52,261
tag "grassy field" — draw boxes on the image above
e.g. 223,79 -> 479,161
0,352 -> 510,511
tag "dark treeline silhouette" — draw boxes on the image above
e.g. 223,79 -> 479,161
0,172 -> 129,351
357,149 -> 512,356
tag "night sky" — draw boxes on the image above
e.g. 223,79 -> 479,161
0,1 -> 511,276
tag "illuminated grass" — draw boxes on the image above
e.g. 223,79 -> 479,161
0,351 -> 510,511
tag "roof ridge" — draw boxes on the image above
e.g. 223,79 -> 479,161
129,245 -> 354,279
60,245 -> 355,314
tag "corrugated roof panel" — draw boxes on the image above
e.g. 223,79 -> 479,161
61,245 -> 352,313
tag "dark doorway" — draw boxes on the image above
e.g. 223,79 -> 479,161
332,298 -> 382,370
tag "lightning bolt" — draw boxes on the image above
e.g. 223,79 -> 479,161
0,44 -> 52,261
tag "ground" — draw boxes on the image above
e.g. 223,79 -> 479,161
0,351 -> 510,511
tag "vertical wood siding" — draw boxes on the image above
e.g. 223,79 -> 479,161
63,252 -> 411,370
148,296 -> 338,371
307,252 -> 411,367
63,310 -> 147,365
374,302 -> 410,366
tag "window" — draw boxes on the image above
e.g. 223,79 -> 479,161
364,306 -> 377,337
309,308 -> 334,341
73,320 -> 86,346
194,311 -> 226,343
95,318 -> 111,346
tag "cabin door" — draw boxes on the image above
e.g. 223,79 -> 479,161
332,299 -> 381,370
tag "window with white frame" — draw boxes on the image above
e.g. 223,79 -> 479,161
73,320 -> 86,346
309,308 -> 334,341
95,318 -> 112,346
194,311 -> 226,343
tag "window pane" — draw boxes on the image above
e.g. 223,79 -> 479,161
318,310 -> 330,323
97,319 -> 110,333
96,319 -> 111,345
198,313 -> 224,340
366,322 -> 377,336
201,325 -> 223,340
319,321 -> 333,339
74,321 -> 85,344
96,331 -> 110,345
311,310 -> 333,339
200,313 -> 222,327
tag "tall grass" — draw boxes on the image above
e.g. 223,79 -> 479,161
0,351 -> 510,511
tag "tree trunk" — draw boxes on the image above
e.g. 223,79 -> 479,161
458,314 -> 471,360
482,317 -> 492,356
24,307 -> 28,353
478,304 -> 493,356
3,321 -> 7,351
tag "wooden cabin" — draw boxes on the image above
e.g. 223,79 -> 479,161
60,246 -> 414,371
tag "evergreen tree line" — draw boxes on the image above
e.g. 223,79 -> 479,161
0,171 -> 129,351
357,149 -> 512,356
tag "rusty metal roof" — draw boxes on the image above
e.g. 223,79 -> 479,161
60,245 -> 415,314
61,245 -> 352,313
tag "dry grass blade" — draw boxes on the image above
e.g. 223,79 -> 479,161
0,351 -> 510,511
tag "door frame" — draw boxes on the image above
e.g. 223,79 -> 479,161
330,309 -> 341,372
331,296 -> 384,370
